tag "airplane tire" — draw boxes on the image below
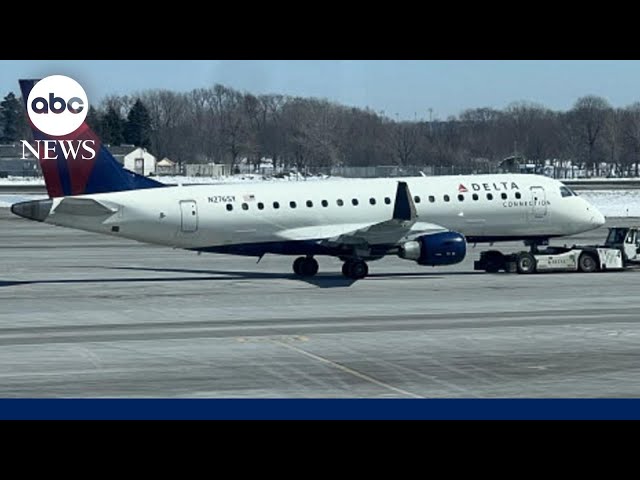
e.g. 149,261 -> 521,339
293,257 -> 305,275
483,251 -> 504,273
516,252 -> 536,274
341,261 -> 352,277
299,257 -> 319,277
347,260 -> 368,279
578,253 -> 597,273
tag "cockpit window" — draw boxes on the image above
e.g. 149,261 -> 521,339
559,186 -> 576,197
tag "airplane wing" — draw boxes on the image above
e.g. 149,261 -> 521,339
322,219 -> 447,247
276,181 -> 448,248
321,182 -> 446,247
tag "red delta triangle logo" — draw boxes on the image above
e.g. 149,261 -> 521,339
458,184 -> 468,193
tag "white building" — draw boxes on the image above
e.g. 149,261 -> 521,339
122,147 -> 156,176
156,157 -> 177,175
185,163 -> 230,177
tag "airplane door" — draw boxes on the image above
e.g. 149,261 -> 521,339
180,200 -> 198,233
530,186 -> 547,219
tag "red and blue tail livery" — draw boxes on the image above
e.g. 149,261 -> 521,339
19,78 -> 164,198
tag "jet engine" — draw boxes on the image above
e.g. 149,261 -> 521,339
398,232 -> 466,266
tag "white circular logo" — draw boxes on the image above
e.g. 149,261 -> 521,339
27,75 -> 88,136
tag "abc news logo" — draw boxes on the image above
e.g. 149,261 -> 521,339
31,93 -> 85,115
21,75 -> 96,160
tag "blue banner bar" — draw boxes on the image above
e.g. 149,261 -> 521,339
0,399 -> 639,420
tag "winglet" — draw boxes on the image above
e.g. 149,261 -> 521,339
392,181 -> 417,221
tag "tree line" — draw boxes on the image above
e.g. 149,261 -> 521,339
3,85 -> 640,177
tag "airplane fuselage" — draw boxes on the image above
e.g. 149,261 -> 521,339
31,174 -> 604,257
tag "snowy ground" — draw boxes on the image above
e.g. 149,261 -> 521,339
0,195 -> 47,208
0,173 -> 334,187
0,177 -> 44,186
1,188 -> 639,217
579,190 -> 640,217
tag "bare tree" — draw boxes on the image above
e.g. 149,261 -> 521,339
101,95 -> 134,121
459,107 -> 502,161
212,84 -> 248,173
83,80 -> 640,180
503,101 -> 553,162
602,108 -> 624,177
621,103 -> 640,176
142,90 -> 191,164
262,94 -> 287,171
392,122 -> 419,165
569,95 -> 612,177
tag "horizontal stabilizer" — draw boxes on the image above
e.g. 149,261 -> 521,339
11,199 -> 53,222
53,197 -> 119,216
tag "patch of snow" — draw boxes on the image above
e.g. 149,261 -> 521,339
0,194 -> 47,208
0,176 -> 46,186
0,173 -> 339,187
580,190 -> 640,217
156,173 -> 338,184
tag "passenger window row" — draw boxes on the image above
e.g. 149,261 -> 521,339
225,192 -> 522,211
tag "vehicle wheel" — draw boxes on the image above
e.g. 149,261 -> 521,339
483,251 -> 504,273
348,260 -> 369,279
578,253 -> 597,273
293,257 -> 305,275
299,257 -> 319,277
516,252 -> 536,274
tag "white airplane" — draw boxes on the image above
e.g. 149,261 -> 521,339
12,80 -> 605,279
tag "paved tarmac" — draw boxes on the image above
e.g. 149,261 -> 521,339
1,208 -> 640,398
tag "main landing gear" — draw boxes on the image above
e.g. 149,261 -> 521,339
292,256 -> 319,277
341,259 -> 369,279
291,256 -> 370,279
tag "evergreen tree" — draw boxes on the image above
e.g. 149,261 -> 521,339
0,92 -> 22,143
124,99 -> 151,149
86,106 -> 103,138
102,106 -> 124,145
15,97 -> 31,141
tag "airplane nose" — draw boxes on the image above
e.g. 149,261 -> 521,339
587,205 -> 605,227
592,209 -> 606,227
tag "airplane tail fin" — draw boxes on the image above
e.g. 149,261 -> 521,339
19,79 -> 165,198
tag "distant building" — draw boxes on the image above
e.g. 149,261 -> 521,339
106,144 -> 136,165
0,144 -> 40,177
156,157 -> 177,176
0,143 -> 161,178
185,163 -> 230,177
106,145 -> 156,176
499,155 -> 538,174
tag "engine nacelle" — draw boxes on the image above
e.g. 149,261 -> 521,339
398,232 -> 466,266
